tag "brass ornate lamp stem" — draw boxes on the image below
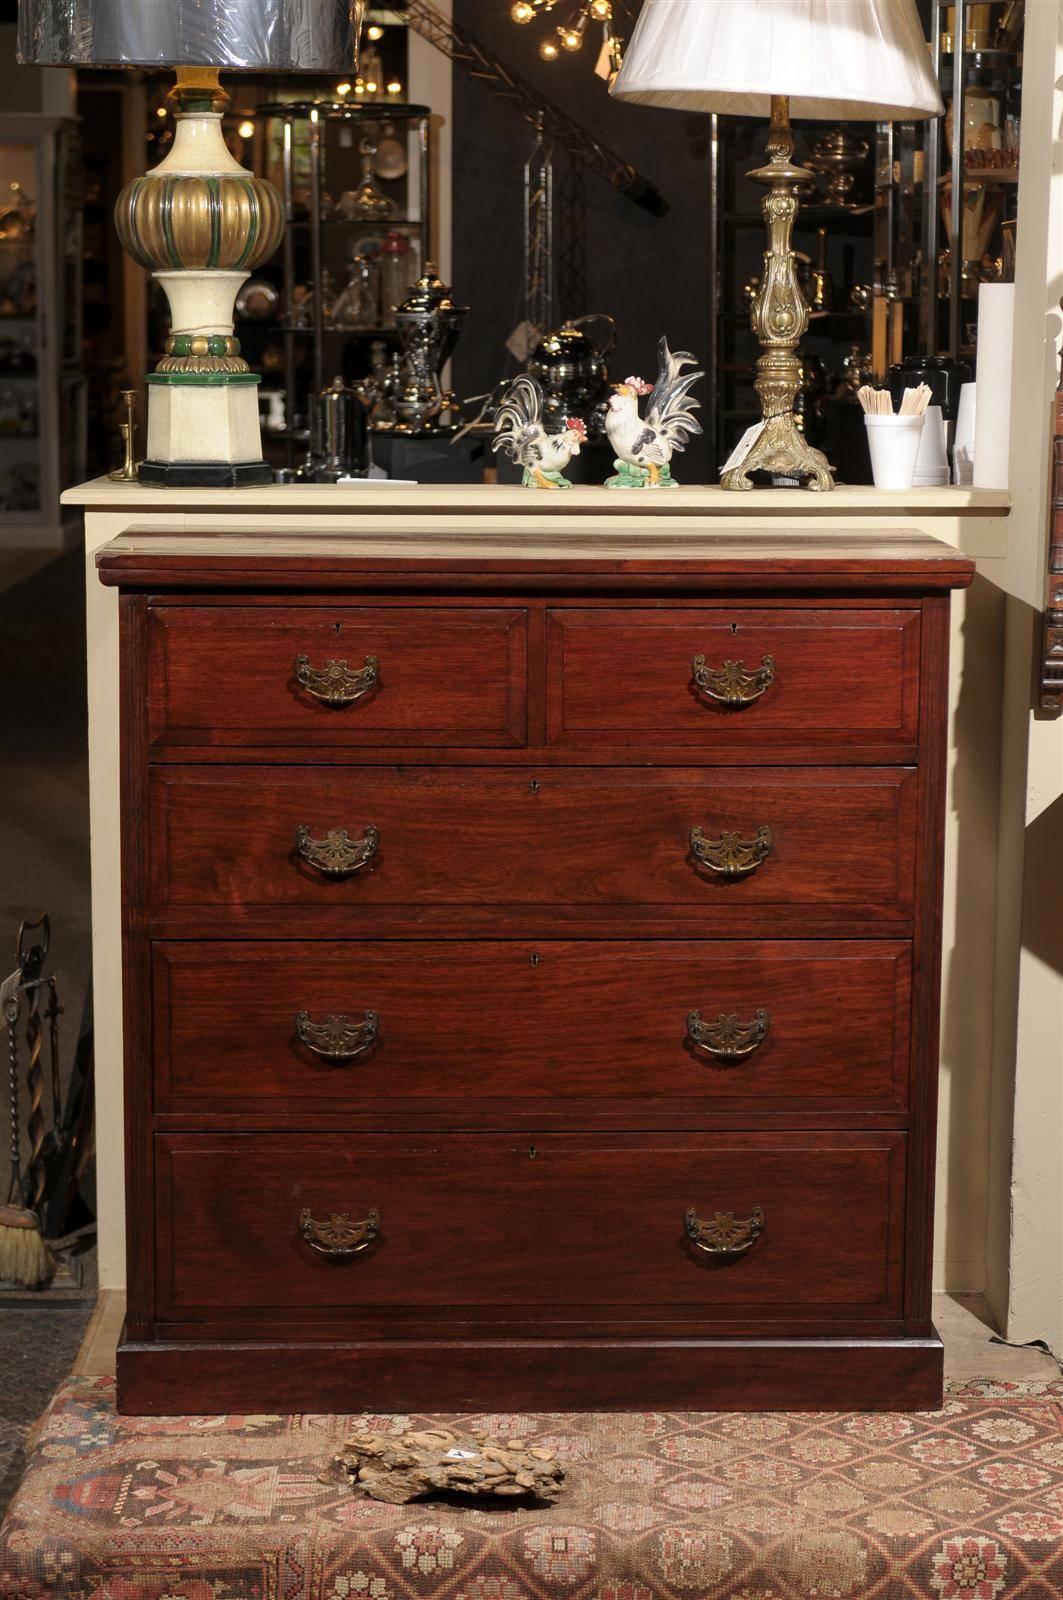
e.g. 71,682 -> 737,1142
721,95 -> 833,493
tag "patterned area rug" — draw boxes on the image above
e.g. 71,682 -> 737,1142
2,1376 -> 1063,1599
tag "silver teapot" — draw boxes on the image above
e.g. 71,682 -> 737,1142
525,313 -> 615,435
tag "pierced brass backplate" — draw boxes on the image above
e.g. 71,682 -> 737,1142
299,1207 -> 381,1259
294,653 -> 380,707
687,1008 -> 770,1060
690,825 -> 774,878
685,1205 -> 765,1257
295,1009 -> 379,1061
295,824 -> 379,878
692,653 -> 776,708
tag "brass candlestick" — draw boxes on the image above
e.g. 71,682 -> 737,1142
721,96 -> 834,493
109,389 -> 139,482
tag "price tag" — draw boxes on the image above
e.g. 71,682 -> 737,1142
721,420 -> 765,475
505,320 -> 540,363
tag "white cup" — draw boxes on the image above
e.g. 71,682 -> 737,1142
914,406 -> 950,487
865,413 -> 925,490
953,382 -> 977,484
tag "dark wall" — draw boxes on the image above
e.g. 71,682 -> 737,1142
452,0 -> 715,480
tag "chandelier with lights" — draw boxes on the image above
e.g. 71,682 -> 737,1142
509,0 -> 628,73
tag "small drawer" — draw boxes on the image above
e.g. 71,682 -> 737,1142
147,605 -> 527,748
547,608 -> 921,754
149,765 -> 917,936
153,939 -> 911,1117
154,1131 -> 906,1324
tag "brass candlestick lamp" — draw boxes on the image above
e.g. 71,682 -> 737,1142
612,0 -> 943,492
727,94 -> 833,491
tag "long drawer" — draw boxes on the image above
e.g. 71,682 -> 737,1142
150,766 -> 917,934
147,605 -> 528,748
154,1131 -> 906,1323
548,607 -> 921,752
153,939 -> 912,1117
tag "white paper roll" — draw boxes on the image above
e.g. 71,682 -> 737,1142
973,282 -> 1015,489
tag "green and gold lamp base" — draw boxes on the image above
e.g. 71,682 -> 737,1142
115,69 -> 284,487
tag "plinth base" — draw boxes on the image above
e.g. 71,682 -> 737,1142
145,370 -> 268,485
138,459 -> 274,488
116,1328 -> 944,1414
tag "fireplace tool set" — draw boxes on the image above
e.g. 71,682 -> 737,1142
0,916 -> 91,1288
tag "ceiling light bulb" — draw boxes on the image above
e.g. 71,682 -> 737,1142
386,79 -> 403,95
587,0 -> 611,17
155,105 -> 167,118
238,119 -> 255,139
511,1 -> 535,20
364,79 -> 378,93
336,80 -> 352,96
366,23 -> 384,39
559,22 -> 584,48
539,36 -> 560,59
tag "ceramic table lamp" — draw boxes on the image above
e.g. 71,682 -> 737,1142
612,0 -> 942,492
18,0 -> 364,486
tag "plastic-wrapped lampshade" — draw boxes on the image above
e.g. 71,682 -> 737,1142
17,0 -> 363,70
611,0 -> 943,121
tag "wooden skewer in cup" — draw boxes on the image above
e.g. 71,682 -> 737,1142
899,383 -> 932,417
857,385 -> 894,415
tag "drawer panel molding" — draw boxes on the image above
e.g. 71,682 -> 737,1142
148,605 -> 529,748
547,607 -> 921,751
155,1131 -> 907,1324
151,765 -> 917,932
153,938 -> 912,1116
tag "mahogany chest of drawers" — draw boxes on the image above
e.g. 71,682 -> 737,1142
98,526 -> 974,1414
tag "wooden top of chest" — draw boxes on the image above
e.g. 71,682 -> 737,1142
96,525 -> 975,593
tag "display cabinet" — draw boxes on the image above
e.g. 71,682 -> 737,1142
922,0 -> 1022,362
0,115 -> 86,545
244,100 -> 433,473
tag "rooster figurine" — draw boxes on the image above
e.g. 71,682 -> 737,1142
492,375 -> 587,489
605,338 -> 703,488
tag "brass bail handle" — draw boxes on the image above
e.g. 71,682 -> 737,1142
299,1207 -> 380,1260
692,653 -> 776,708
295,824 -> 379,878
685,1206 -> 765,1258
295,1008 -> 379,1061
294,653 -> 380,708
687,1008 -> 770,1060
690,824 -> 774,879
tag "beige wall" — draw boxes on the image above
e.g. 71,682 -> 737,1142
984,0 -> 1063,1350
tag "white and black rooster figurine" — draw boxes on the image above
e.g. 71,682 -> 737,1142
492,375 -> 587,490
605,338 -> 703,488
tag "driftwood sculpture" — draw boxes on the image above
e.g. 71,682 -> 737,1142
325,1427 -> 565,1505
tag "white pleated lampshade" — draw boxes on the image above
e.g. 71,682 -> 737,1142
611,0 -> 943,121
